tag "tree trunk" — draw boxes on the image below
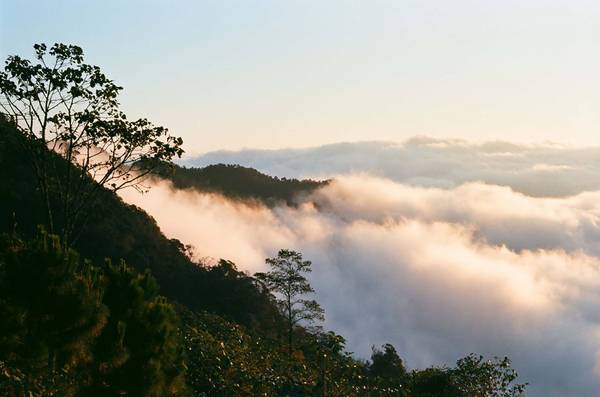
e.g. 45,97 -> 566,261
287,292 -> 293,358
288,325 -> 293,358
321,352 -> 327,397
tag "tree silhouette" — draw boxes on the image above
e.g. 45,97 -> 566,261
450,354 -> 527,397
0,43 -> 183,246
369,343 -> 408,394
256,249 -> 324,357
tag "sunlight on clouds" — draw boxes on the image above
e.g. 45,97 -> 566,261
120,183 -> 296,272
121,172 -> 600,396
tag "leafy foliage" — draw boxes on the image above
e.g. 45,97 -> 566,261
450,354 -> 527,397
181,308 -> 313,396
409,367 -> 462,397
369,344 -> 408,395
407,355 -> 527,397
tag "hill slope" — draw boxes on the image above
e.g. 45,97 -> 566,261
0,118 -> 278,331
152,162 -> 327,206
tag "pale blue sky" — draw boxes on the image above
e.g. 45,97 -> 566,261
1,0 -> 599,154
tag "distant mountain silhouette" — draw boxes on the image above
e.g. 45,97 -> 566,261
151,162 -> 328,206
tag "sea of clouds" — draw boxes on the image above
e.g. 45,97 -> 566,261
122,138 -> 600,396
183,137 -> 600,197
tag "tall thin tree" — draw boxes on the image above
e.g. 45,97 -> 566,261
256,249 -> 324,357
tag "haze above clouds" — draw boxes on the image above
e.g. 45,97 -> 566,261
124,139 -> 600,396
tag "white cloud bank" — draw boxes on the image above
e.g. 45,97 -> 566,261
183,137 -> 600,197
122,142 -> 600,396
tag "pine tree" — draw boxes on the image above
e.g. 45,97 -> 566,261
256,249 -> 324,358
0,230 -> 107,396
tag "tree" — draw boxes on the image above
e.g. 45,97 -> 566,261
0,231 -> 187,396
315,331 -> 351,397
256,249 -> 324,357
408,354 -> 527,397
86,261 -> 186,397
409,367 -> 462,397
0,229 -> 107,396
0,43 -> 183,246
369,343 -> 408,395
450,354 -> 526,397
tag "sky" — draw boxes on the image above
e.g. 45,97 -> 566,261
1,0 -> 599,154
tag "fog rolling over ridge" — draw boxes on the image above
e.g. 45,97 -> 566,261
123,139 -> 600,397
183,137 -> 600,197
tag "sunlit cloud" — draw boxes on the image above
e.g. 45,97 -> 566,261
121,162 -> 600,396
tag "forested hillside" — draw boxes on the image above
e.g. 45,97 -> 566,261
150,162 -> 326,206
0,118 -> 276,329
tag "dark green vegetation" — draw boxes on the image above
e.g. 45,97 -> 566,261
151,162 -> 326,206
0,44 -> 527,396
0,117 -> 276,330
0,231 -> 185,396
